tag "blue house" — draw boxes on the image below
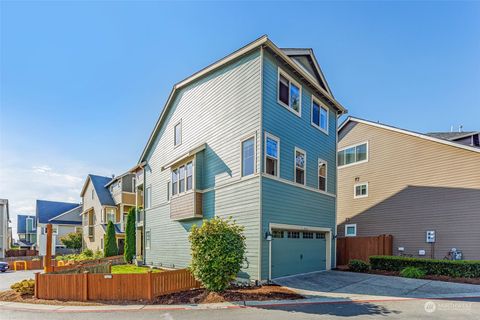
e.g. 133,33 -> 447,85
137,36 -> 347,280
17,214 -> 37,247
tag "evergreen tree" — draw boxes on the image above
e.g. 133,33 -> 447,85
124,207 -> 136,263
104,221 -> 118,257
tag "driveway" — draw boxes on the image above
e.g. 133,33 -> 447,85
274,270 -> 480,299
0,270 -> 38,291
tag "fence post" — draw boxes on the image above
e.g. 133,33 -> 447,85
147,271 -> 153,301
34,272 -> 39,299
83,271 -> 89,301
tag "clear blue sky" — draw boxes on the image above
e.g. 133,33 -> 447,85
1,2 -> 479,230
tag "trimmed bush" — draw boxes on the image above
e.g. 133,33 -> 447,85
370,255 -> 480,278
189,217 -> 246,292
348,259 -> 370,273
400,266 -> 426,279
124,208 -> 136,263
104,221 -> 118,257
11,279 -> 35,295
56,249 -> 102,262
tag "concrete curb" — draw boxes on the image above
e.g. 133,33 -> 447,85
1,292 -> 480,313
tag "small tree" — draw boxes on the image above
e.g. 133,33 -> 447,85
124,207 -> 136,263
60,231 -> 82,252
189,217 -> 246,292
104,221 -> 118,257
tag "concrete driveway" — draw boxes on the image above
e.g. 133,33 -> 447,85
0,270 -> 38,291
274,271 -> 480,299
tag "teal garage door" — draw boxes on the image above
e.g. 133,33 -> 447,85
271,229 -> 326,278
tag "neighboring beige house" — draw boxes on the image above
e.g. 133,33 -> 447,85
0,199 -> 10,258
337,117 -> 480,260
80,173 -> 138,254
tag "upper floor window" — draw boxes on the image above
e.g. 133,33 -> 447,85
91,189 -> 94,200
171,161 -> 193,196
241,137 -> 255,177
354,182 -> 368,199
26,217 -> 34,232
145,186 -> 152,209
278,69 -> 301,116
311,99 -> 329,133
265,133 -> 279,177
338,142 -> 368,167
318,160 -> 327,192
105,208 -> 116,224
174,121 -> 182,146
294,148 -> 306,185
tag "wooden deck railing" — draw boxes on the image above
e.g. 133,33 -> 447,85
35,269 -> 201,301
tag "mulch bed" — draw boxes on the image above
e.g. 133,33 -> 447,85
154,284 -> 303,304
0,285 -> 303,306
339,268 -> 480,285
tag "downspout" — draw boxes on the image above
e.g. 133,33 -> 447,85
143,163 -> 147,266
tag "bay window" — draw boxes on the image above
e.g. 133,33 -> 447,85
171,161 -> 194,196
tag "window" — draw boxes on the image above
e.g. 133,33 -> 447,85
241,137 -> 255,177
311,99 -> 329,133
178,166 -> 185,193
91,189 -> 94,200
265,134 -> 279,177
303,232 -> 314,239
52,226 -> 58,235
145,186 -> 152,208
287,231 -> 300,239
338,142 -> 368,167
105,208 -> 116,223
132,177 -> 136,191
167,181 -> 170,202
101,238 -> 104,249
145,230 -> 151,249
278,69 -> 301,115
318,160 -> 327,192
295,148 -> 306,185
316,232 -> 326,239
186,162 -> 193,191
174,121 -> 182,146
345,224 -> 357,237
354,183 -> 368,198
172,170 -> 178,196
272,230 -> 284,238
171,161 -> 193,196
26,217 -> 33,233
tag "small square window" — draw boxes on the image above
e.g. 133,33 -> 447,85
354,183 -> 368,198
272,230 -> 284,238
287,231 -> 300,239
345,224 -> 357,237
303,232 -> 313,239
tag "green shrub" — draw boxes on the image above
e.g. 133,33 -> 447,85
189,217 -> 246,292
60,231 -> 82,251
400,266 -> 426,279
55,249 -> 103,262
104,221 -> 118,257
11,279 -> 35,295
124,208 -> 136,263
348,259 -> 370,273
370,256 -> 480,278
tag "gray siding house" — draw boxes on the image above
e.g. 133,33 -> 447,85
0,199 -> 10,258
138,36 -> 346,280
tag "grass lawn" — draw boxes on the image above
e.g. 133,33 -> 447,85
111,264 -> 162,274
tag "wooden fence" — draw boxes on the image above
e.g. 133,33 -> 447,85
6,249 -> 38,257
337,234 -> 393,266
35,269 -> 201,301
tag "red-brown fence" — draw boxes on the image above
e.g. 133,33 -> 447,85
337,234 -> 393,266
6,249 -> 38,257
35,269 -> 201,301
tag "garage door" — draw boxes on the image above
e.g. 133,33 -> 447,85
271,229 -> 326,278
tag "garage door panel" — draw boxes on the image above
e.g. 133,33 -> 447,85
271,230 -> 326,278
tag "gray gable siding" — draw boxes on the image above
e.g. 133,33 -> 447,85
144,49 -> 262,279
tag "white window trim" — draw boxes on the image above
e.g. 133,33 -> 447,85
318,159 -> 327,192
354,182 -> 369,199
277,67 -> 302,117
345,224 -> 357,237
174,119 -> 182,147
294,147 -> 306,186
338,141 -> 369,168
311,97 -> 329,135
240,133 -> 256,177
264,132 -> 280,178
145,185 -> 152,209
170,158 -> 195,199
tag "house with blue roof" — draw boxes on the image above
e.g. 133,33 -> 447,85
35,199 -> 82,255
80,173 -> 138,254
17,214 -> 37,247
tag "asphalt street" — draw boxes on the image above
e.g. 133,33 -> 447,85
1,297 -> 480,320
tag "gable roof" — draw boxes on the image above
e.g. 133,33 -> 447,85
426,131 -> 479,141
36,200 -> 81,224
339,116 -> 480,154
17,214 -> 36,234
80,174 -> 116,206
138,35 -> 347,163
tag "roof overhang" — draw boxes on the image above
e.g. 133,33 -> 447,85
161,143 -> 206,171
339,116 -> 480,154
80,175 -> 92,198
138,35 -> 347,163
